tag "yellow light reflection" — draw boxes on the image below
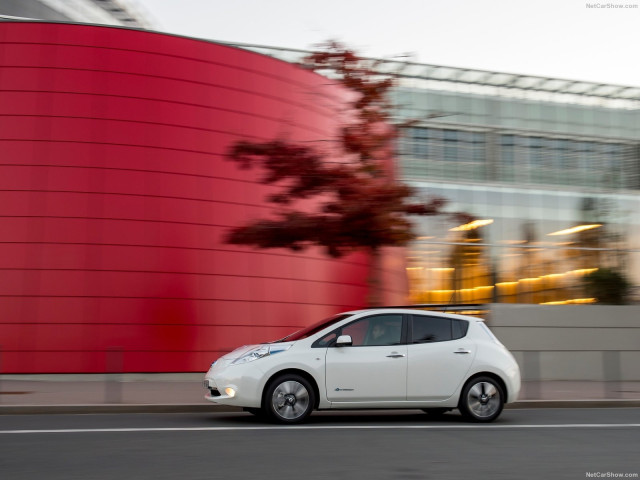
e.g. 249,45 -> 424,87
449,219 -> 494,231
547,224 -> 602,236
541,273 -> 564,280
541,298 -> 596,305
570,268 -> 598,275
418,266 -> 601,306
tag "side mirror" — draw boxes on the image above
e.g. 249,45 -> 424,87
335,335 -> 353,347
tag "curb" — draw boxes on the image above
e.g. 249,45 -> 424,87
1,400 -> 639,414
0,404 -> 242,415
507,399 -> 640,409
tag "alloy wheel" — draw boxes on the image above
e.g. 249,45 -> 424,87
270,379 -> 311,421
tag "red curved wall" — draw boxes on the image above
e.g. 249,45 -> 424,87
0,22 -> 373,373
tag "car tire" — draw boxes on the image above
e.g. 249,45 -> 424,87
458,376 -> 505,422
264,374 -> 315,424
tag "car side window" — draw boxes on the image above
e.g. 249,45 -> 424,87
355,315 -> 403,346
314,314 -> 403,347
313,323 -> 364,348
452,319 -> 470,339
346,314 -> 403,346
411,315 -> 458,343
312,331 -> 338,348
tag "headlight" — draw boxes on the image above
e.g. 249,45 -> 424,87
231,344 -> 292,365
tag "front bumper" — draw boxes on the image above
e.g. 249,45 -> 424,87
203,361 -> 263,408
203,378 -> 222,400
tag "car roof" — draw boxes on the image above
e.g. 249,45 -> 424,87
342,308 -> 483,322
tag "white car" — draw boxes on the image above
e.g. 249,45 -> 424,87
204,308 -> 521,423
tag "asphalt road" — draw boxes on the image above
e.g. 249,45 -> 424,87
1,408 -> 639,480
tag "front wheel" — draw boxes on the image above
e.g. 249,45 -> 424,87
264,374 -> 315,424
459,376 -> 504,422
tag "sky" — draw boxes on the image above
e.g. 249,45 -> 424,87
133,0 -> 640,87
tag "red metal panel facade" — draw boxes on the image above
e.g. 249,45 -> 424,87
0,22 -> 374,373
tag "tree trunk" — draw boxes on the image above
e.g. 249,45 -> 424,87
367,247 -> 383,306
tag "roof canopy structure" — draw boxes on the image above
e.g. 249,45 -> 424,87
221,41 -> 640,108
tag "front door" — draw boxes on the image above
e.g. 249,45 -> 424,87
325,314 -> 407,403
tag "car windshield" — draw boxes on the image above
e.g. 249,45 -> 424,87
273,314 -> 354,342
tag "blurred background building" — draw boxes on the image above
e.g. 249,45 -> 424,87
3,3 -> 637,310
0,21 -> 380,373
0,15 -> 638,373
0,0 -> 153,28
233,43 -> 640,307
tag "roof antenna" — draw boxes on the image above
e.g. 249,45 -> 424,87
442,290 -> 456,314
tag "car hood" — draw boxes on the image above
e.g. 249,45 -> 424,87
220,342 -> 296,361
220,344 -> 262,361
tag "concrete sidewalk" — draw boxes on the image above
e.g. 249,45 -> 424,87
1,374 -> 639,414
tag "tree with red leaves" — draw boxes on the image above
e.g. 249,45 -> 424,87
226,42 -> 466,304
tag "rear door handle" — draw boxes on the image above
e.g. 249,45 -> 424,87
386,353 -> 406,358
454,349 -> 471,354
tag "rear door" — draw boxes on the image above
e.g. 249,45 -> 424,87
406,314 -> 476,401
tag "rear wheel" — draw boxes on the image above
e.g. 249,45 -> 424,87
264,374 -> 315,424
459,376 -> 504,422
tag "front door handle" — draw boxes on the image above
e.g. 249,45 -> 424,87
386,352 -> 406,358
454,349 -> 471,354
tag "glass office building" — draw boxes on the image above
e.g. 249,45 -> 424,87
223,43 -> 640,305
389,66 -> 639,305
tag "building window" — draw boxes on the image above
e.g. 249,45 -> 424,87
497,134 -> 633,189
404,127 -> 486,181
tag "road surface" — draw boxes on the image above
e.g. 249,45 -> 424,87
1,408 -> 639,479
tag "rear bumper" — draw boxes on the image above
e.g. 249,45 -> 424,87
506,364 -> 522,403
